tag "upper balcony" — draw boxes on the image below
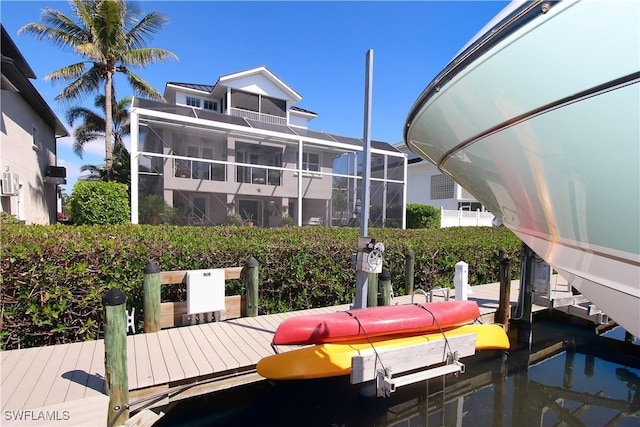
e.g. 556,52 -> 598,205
228,89 -> 287,126
229,107 -> 286,126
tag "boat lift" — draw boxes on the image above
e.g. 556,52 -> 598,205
350,333 -> 477,397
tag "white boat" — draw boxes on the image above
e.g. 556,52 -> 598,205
404,0 -> 640,337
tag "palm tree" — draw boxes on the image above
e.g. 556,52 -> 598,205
19,0 -> 177,179
67,94 -> 131,184
67,94 -> 130,158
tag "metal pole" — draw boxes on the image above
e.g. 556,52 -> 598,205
354,49 -> 374,309
360,48 -> 373,237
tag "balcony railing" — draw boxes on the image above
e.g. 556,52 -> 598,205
229,108 -> 286,125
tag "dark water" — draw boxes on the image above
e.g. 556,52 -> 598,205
155,322 -> 640,427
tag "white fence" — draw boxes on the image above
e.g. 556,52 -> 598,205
440,208 -> 495,228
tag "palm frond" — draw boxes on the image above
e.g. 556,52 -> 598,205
123,70 -> 162,100
126,11 -> 170,50
45,62 -> 88,84
19,8 -> 89,51
53,67 -> 102,102
120,47 -> 178,67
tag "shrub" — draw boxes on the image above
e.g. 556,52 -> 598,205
67,181 -> 130,225
406,203 -> 440,229
0,224 -> 522,349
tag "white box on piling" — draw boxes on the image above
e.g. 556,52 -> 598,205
187,269 -> 226,314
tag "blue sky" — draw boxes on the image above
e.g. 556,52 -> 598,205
1,1 -> 508,193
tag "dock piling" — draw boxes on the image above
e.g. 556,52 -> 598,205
367,271 -> 378,307
245,257 -> 259,317
404,251 -> 415,295
102,288 -> 129,427
380,270 -> 392,306
496,249 -> 512,331
143,262 -> 161,333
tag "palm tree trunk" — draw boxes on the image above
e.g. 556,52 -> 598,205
104,74 -> 114,180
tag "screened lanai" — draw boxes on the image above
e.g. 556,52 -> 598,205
129,98 -> 407,228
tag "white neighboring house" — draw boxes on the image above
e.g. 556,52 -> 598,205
0,25 -> 68,224
395,141 -> 494,227
130,66 -> 407,227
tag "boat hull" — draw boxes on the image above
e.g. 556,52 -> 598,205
272,300 -> 480,345
258,324 -> 509,380
405,0 -> 640,336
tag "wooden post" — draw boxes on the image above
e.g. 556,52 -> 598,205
379,270 -> 392,306
102,288 -> 129,427
404,251 -> 414,295
143,262 -> 161,333
497,254 -> 512,331
367,272 -> 378,307
518,243 -> 535,346
245,257 -> 259,317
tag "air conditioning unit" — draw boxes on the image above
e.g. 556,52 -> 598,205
1,172 -> 19,196
44,165 -> 67,185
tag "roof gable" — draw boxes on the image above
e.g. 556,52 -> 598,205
213,66 -> 302,103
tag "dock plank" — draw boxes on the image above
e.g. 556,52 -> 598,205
1,347 -> 40,389
126,335 -> 138,390
229,318 -> 277,355
166,327 -> 199,380
86,339 -> 106,396
1,347 -> 43,410
156,330 -> 185,383
206,323 -> 253,367
215,321 -> 262,363
133,334 -> 154,389
43,341 -> 84,407
189,325 -> 228,373
197,324 -> 241,371
176,327 -> 213,376
221,320 -> 270,360
19,344 -> 69,409
65,340 -> 98,402
144,333 -> 170,386
3,345 -> 55,410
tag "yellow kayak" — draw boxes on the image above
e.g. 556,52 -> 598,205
257,324 -> 509,380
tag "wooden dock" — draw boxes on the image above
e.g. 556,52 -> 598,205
0,278 -> 560,426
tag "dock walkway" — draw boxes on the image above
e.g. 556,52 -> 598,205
0,278 -> 560,426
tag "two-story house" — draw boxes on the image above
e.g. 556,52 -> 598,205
130,67 -> 406,227
1,25 -> 68,224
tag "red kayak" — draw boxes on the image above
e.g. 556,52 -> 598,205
272,300 -> 480,345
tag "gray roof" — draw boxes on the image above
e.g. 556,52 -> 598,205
133,97 -> 400,153
166,82 -> 214,93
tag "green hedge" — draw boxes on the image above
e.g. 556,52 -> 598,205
0,224 -> 521,350
67,181 -> 130,225
406,203 -> 441,229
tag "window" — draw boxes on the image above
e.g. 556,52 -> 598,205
236,143 -> 283,185
31,126 -> 40,151
298,152 -> 320,172
186,96 -> 201,107
203,100 -> 217,111
430,174 -> 455,199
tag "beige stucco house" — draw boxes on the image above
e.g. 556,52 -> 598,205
1,25 -> 68,224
